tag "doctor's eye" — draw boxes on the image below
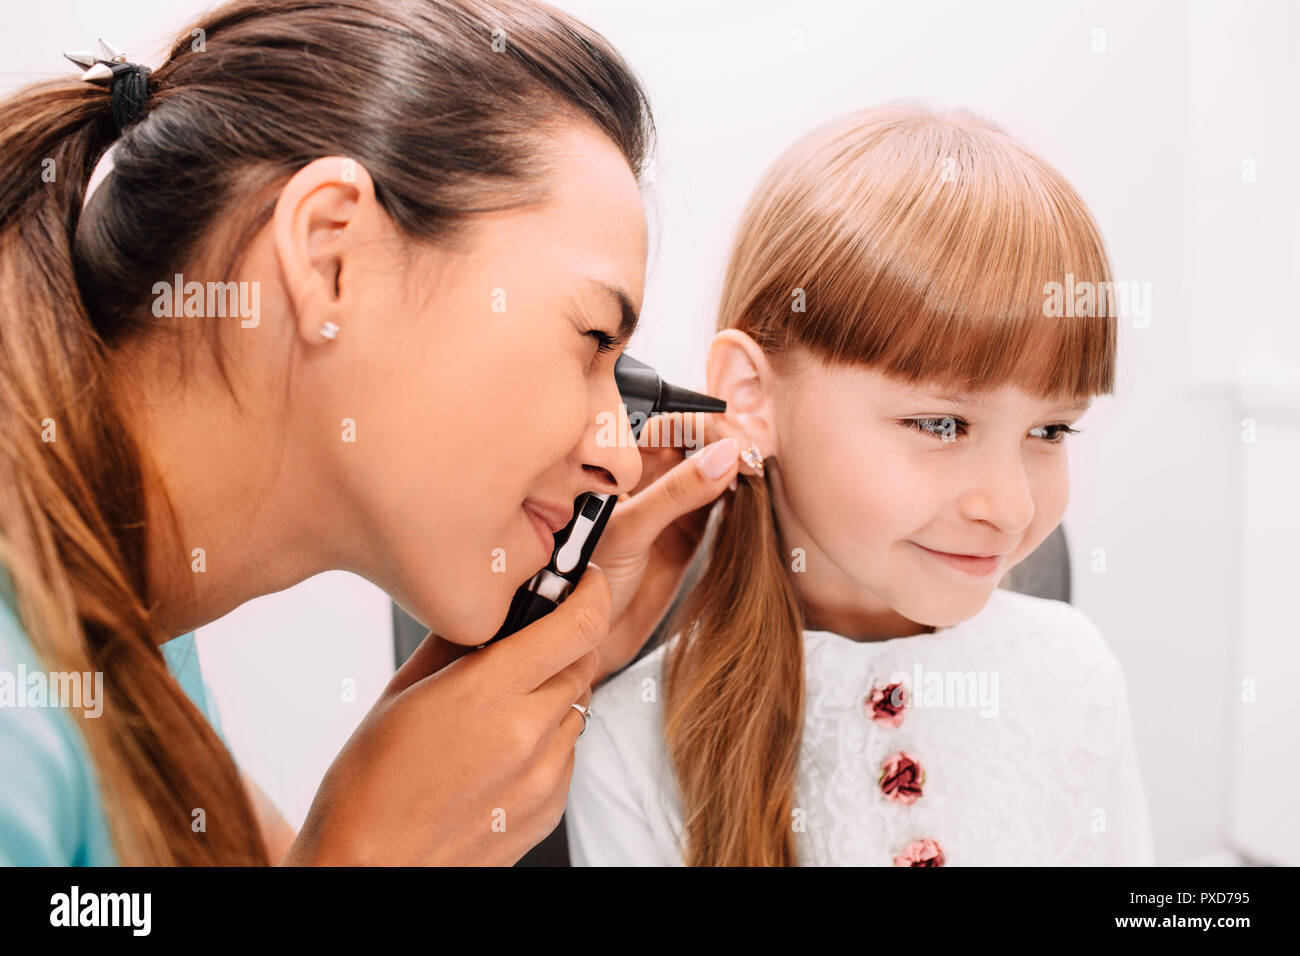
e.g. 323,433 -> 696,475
900,417 -> 967,442
586,329 -> 618,354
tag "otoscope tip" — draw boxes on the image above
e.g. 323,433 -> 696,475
658,382 -> 726,415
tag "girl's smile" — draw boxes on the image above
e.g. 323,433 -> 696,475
909,541 -> 1006,577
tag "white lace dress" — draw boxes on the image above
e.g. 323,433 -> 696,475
565,586 -> 1155,866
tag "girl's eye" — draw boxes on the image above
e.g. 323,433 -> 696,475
1029,423 -> 1081,444
586,329 -> 618,354
899,418 -> 1082,444
900,417 -> 968,441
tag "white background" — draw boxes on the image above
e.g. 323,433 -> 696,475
4,0 -> 1296,864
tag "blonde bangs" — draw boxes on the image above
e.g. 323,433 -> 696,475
720,103 -> 1116,401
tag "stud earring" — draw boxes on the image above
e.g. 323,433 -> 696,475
318,321 -> 339,341
740,441 -> 765,476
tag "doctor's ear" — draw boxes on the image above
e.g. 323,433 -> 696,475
272,155 -> 379,346
706,329 -> 781,464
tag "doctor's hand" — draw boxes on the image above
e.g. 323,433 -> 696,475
589,413 -> 751,684
281,566 -> 609,866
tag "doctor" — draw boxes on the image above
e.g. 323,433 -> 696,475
0,0 -> 747,865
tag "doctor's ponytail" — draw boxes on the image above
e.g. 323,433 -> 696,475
0,0 -> 653,865
0,76 -> 262,865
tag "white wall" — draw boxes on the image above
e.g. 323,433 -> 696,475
5,0 -> 1294,862
193,572 -> 394,831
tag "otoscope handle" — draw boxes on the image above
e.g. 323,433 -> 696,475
493,587 -> 561,639
485,491 -> 619,643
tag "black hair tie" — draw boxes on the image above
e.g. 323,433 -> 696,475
107,61 -> 152,133
63,39 -> 152,134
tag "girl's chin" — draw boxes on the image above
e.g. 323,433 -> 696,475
905,590 -> 996,630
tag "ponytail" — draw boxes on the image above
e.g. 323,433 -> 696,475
0,82 -> 267,864
662,471 -> 805,866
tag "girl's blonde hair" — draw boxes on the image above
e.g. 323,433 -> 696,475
662,103 -> 1116,866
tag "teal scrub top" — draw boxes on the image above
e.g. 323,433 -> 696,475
0,565 -> 232,865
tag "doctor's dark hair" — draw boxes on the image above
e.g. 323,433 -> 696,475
662,104 -> 1116,866
0,0 -> 653,865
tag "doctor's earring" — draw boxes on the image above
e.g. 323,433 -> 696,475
318,321 -> 340,341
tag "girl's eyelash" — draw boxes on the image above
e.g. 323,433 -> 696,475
900,417 -> 969,441
899,417 -> 1082,443
586,329 -> 618,354
1036,424 -> 1082,443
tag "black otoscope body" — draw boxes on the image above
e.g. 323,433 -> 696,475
483,353 -> 726,645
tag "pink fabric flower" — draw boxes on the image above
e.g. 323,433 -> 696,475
866,681 -> 906,727
893,838 -> 945,867
878,750 -> 925,805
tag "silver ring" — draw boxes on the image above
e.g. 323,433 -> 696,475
571,702 -> 592,738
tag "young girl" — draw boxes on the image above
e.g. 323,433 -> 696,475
565,104 -> 1155,866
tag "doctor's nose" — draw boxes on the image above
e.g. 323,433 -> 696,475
578,399 -> 644,498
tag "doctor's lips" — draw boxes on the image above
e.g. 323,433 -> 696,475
523,499 -> 575,556
524,500 -> 575,535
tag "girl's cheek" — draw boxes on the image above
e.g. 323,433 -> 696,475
1022,454 -> 1069,515
819,447 -> 914,532
852,432 -> 927,498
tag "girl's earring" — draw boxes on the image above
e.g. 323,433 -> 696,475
740,441 -> 765,477
318,321 -> 340,341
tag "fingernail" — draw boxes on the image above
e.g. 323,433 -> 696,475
728,476 -> 738,492
698,438 -> 739,480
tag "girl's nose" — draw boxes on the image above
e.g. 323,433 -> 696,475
962,451 -> 1035,533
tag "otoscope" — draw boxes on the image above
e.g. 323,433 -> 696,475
484,353 -> 726,645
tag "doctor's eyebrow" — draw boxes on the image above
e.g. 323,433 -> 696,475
588,279 -> 640,346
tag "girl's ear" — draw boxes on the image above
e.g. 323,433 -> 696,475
706,329 -> 781,465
